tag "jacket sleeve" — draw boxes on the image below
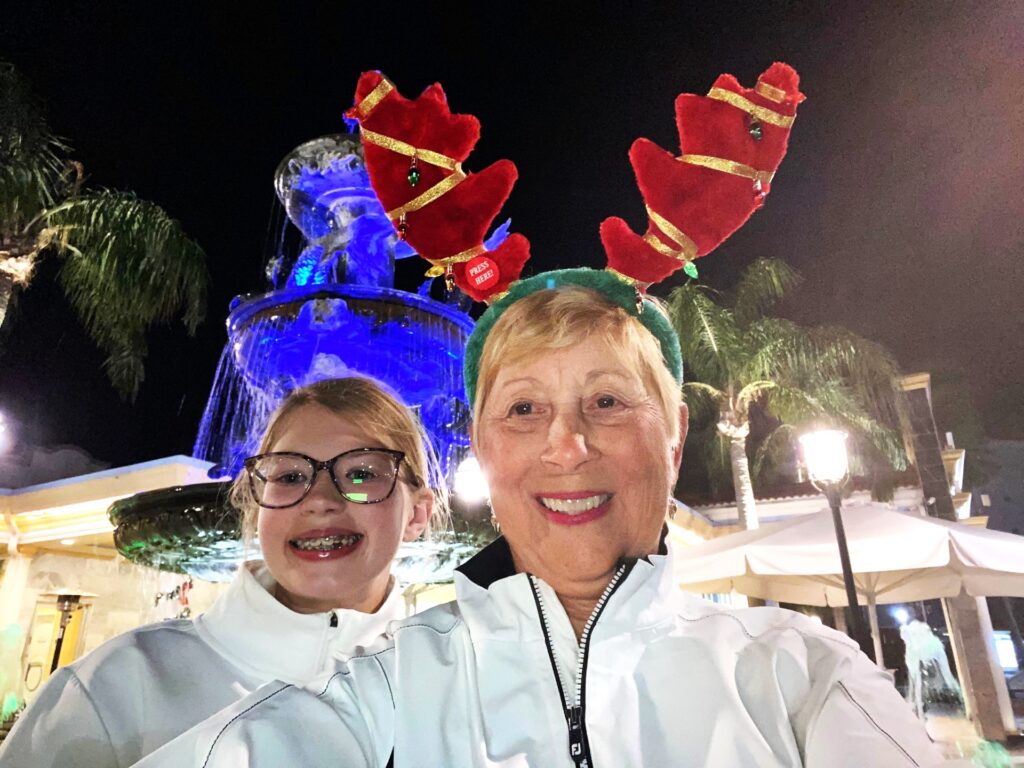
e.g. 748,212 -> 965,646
0,667 -> 118,768
803,649 -> 949,767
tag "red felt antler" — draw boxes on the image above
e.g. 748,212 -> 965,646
347,72 -> 530,302
600,62 -> 805,287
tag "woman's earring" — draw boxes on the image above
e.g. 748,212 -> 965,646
489,510 -> 501,533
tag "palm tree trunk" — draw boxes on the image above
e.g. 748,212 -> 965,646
718,420 -> 759,529
0,271 -> 13,330
729,433 -> 759,529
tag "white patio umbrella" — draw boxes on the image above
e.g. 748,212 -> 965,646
673,501 -> 1024,664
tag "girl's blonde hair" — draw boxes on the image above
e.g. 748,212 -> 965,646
473,286 -> 682,443
231,376 -> 449,543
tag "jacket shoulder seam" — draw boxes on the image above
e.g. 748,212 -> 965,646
336,615 -> 463,664
391,616 -> 463,638
679,610 -> 857,652
835,680 -> 921,766
315,670 -> 351,696
202,683 -> 293,768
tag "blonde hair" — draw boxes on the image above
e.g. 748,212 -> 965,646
474,287 -> 681,442
231,376 -> 449,543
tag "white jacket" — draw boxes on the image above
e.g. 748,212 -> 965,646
136,537 -> 948,768
0,562 -> 404,768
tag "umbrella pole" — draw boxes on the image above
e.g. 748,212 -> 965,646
866,593 -> 885,670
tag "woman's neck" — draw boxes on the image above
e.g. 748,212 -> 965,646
559,593 -> 600,641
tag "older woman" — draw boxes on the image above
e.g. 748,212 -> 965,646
137,271 -> 945,768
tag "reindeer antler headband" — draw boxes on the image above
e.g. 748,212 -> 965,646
346,65 -> 805,404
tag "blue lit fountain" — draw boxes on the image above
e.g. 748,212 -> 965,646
194,134 -> 474,481
111,134 -> 483,582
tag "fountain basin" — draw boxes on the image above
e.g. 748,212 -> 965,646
109,483 -> 244,582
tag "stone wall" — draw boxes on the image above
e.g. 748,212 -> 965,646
18,554 -> 228,657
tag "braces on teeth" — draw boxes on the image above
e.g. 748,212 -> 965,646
291,534 -> 362,551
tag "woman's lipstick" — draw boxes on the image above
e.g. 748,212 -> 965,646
535,492 -> 612,526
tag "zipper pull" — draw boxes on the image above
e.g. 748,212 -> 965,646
567,706 -> 586,767
329,611 -> 338,628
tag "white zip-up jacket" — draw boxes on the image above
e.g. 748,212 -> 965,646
136,537 -> 949,767
0,562 -> 404,768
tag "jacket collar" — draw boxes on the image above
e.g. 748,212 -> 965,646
453,530 -> 682,643
194,561 -> 405,685
455,536 -> 517,589
455,528 -> 670,590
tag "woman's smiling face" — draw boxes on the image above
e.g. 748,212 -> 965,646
256,403 -> 430,614
473,336 -> 687,588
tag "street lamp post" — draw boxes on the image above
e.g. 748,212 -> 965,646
799,430 -> 874,662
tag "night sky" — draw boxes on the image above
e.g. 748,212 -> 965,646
1,2 -> 1022,471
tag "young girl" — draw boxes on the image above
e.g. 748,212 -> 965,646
1,377 -> 442,768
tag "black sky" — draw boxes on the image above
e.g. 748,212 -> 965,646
1,1 -> 1022,470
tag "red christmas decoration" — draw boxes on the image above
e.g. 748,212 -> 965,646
347,72 -> 530,303
600,62 -> 805,287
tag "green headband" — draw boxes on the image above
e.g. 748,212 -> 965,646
463,268 -> 683,408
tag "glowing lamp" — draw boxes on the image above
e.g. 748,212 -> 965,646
453,456 -> 489,503
799,430 -> 849,484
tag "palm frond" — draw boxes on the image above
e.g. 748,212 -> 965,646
680,381 -> 725,427
0,63 -> 69,234
759,383 -> 828,426
804,325 -> 904,424
735,380 -> 777,417
45,190 -> 208,398
742,317 -> 803,382
750,422 -> 799,485
733,258 -> 801,328
666,283 -> 739,387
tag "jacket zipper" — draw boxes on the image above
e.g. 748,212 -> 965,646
329,611 -> 338,627
528,560 -> 634,768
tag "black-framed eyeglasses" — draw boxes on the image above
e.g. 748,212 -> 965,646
243,449 -> 410,508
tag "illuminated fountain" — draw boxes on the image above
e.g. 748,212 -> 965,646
195,134 -> 474,479
111,134 -> 482,581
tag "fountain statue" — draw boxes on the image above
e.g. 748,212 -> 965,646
900,618 -> 963,718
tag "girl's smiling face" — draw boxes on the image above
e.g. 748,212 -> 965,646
256,404 -> 431,614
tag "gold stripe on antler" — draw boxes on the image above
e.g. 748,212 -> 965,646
679,154 -> 774,186
707,87 -> 794,128
424,244 -> 488,276
354,78 -> 394,118
484,289 -> 510,304
360,129 -> 462,171
606,267 -> 640,286
386,170 -> 467,221
645,206 -> 698,261
755,80 -> 787,103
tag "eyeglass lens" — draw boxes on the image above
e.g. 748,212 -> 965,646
250,451 -> 399,507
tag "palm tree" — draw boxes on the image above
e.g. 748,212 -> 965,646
0,62 -> 207,399
667,258 -> 907,529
